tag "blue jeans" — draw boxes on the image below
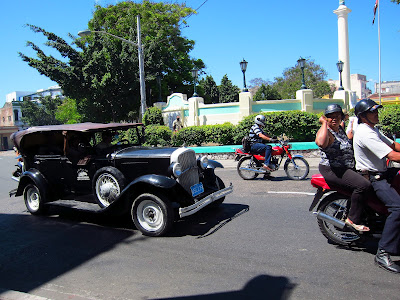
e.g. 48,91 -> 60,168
250,143 -> 272,166
371,178 -> 400,254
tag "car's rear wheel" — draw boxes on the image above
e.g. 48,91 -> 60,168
24,184 -> 47,215
93,167 -> 126,208
131,193 -> 174,237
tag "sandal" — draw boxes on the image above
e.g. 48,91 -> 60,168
345,218 -> 370,232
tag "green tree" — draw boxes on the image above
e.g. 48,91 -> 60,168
392,0 -> 400,4
253,84 -> 282,101
55,98 -> 82,124
273,59 -> 332,99
198,75 -> 219,104
219,74 -> 240,103
248,77 -> 271,95
21,95 -> 63,126
142,106 -> 164,126
19,1 -> 204,123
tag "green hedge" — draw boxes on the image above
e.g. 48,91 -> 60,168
129,105 -> 400,146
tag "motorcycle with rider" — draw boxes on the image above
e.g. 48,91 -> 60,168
235,114 -> 309,180
311,100 -> 400,274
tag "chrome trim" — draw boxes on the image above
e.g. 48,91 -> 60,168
179,184 -> 233,218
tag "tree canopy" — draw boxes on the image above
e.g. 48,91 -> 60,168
19,1 -> 204,123
21,96 -> 63,126
253,84 -> 282,101
219,74 -> 240,103
273,59 -> 332,99
198,75 -> 219,104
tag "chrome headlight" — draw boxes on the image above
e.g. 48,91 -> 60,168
199,156 -> 209,169
172,163 -> 182,177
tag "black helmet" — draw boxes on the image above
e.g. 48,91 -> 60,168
324,104 -> 344,118
354,99 -> 382,117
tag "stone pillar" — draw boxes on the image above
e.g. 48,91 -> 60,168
333,90 -> 352,111
296,89 -> 314,112
188,97 -> 203,126
334,3 -> 351,91
239,92 -> 252,119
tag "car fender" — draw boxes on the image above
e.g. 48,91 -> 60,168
120,174 -> 177,198
15,169 -> 48,197
207,159 -> 224,169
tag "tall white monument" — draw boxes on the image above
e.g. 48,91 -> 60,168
334,1 -> 351,91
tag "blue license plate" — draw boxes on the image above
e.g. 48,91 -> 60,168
190,182 -> 204,197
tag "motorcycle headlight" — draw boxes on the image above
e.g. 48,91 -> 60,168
199,156 -> 209,169
172,163 -> 182,177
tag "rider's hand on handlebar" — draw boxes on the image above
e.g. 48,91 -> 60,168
270,138 -> 278,143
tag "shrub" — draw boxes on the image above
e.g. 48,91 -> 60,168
379,104 -> 400,137
203,123 -> 234,145
172,126 -> 206,146
143,125 -> 172,146
143,107 -> 164,126
233,111 -> 320,143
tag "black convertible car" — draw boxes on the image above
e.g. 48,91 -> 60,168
10,122 -> 232,236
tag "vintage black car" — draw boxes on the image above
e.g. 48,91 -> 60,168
10,122 -> 233,236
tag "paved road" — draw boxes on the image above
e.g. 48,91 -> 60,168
0,152 -> 399,300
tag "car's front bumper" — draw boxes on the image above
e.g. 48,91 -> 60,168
178,184 -> 233,218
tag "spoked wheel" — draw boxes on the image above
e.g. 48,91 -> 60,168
284,157 -> 309,180
131,193 -> 174,237
317,193 -> 361,246
237,156 -> 259,180
93,167 -> 126,208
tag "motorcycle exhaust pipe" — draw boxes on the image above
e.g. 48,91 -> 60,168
238,167 -> 266,173
313,211 -> 346,229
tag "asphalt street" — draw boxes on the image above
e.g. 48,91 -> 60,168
0,151 -> 399,300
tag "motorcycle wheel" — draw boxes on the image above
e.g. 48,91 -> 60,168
317,192 -> 361,246
237,156 -> 259,180
284,157 -> 309,180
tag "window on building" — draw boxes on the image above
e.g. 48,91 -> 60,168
13,110 -> 19,121
2,117 -> 5,123
8,116 -> 11,122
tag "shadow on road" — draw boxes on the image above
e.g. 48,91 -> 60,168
156,274 -> 296,300
0,212 -> 138,294
168,203 -> 250,238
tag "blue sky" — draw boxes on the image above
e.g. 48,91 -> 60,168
1,0 -> 399,107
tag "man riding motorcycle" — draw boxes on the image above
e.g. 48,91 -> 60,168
353,99 -> 400,273
248,114 -> 277,171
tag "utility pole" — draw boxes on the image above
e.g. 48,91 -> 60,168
137,15 -> 147,121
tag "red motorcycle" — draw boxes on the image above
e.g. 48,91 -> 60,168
234,135 -> 309,180
309,171 -> 400,246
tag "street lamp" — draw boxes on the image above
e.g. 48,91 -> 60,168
297,57 -> 307,89
336,60 -> 344,90
239,58 -> 248,92
191,68 -> 199,97
78,15 -> 147,121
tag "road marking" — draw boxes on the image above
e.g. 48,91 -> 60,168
267,191 -> 315,196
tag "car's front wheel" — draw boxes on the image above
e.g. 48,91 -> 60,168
24,184 -> 47,215
131,193 -> 174,237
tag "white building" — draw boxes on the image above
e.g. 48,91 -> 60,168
328,74 -> 371,100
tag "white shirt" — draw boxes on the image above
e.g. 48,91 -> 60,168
346,116 -> 358,136
353,123 -> 393,172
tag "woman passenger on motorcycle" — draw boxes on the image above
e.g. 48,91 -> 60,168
315,104 -> 371,232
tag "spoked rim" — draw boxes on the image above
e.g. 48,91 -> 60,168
95,173 -> 121,207
238,157 -> 259,180
322,199 -> 360,243
285,158 -> 309,180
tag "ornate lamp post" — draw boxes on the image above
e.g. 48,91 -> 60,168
239,59 -> 248,92
297,57 -> 307,89
336,60 -> 344,90
191,68 -> 199,97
